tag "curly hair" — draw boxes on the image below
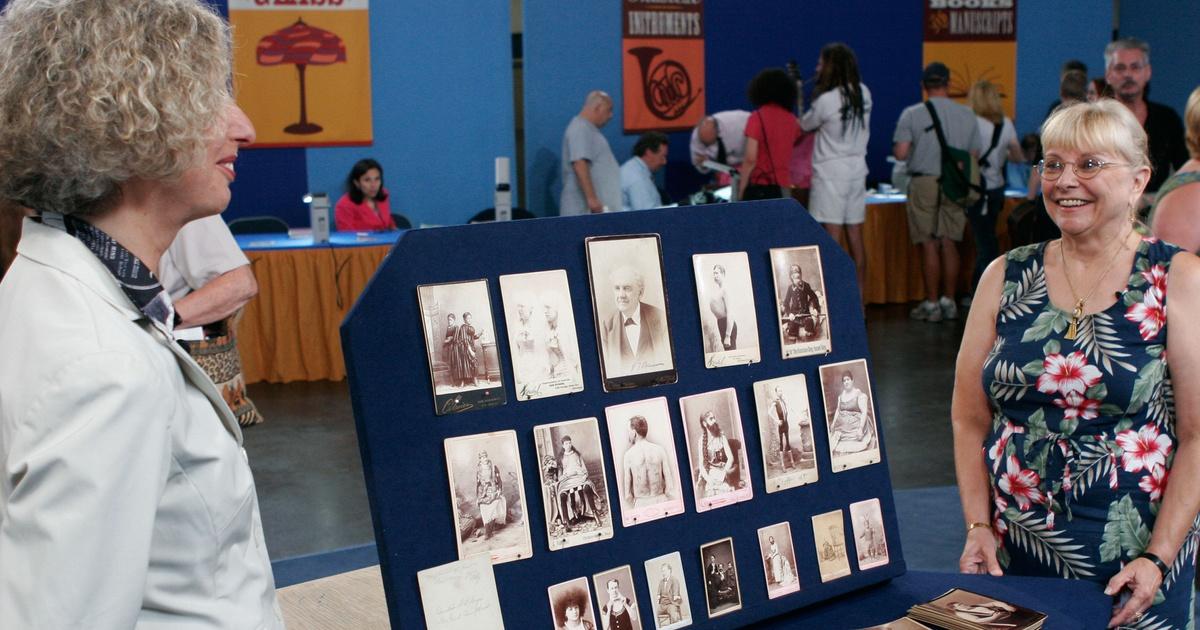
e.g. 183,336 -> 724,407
0,0 -> 232,216
747,68 -> 797,110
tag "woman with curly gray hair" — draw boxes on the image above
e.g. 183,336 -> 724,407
0,1 -> 283,628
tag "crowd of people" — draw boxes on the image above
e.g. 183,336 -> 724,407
2,0 -> 1200,627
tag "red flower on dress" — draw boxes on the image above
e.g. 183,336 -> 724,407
1126,281 -> 1166,341
988,420 -> 1026,473
1116,424 -> 1173,473
992,494 -> 1009,543
998,455 -> 1045,511
1053,393 -> 1101,421
1138,466 -> 1169,502
1037,351 -> 1102,397
1142,264 -> 1167,295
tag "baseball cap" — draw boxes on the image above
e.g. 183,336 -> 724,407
923,62 -> 950,85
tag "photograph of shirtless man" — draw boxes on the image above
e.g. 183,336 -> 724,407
605,397 -> 685,526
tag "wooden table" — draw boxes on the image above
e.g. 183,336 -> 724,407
279,565 -> 390,630
858,193 -> 1021,305
236,231 -> 400,384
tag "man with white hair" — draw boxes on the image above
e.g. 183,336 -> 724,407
1104,37 -> 1187,193
600,265 -> 668,374
561,90 -> 621,216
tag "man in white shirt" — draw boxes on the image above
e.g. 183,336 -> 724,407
690,110 -> 751,182
620,132 -> 669,212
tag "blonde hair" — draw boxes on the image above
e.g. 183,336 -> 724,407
1186,86 -> 1200,159
0,0 -> 232,216
1040,100 -> 1150,171
968,80 -> 1004,125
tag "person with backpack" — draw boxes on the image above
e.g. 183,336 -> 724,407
966,80 -> 1025,299
893,62 -> 982,322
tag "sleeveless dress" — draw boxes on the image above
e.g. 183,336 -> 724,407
1147,170 -> 1200,237
982,237 -> 1198,629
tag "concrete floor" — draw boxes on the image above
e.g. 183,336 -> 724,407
244,303 -> 967,560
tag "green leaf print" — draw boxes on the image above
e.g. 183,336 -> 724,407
1085,384 -> 1107,401
1129,271 -> 1148,288
1099,495 -> 1151,563
1025,408 -> 1048,440
1128,359 -> 1166,415
1127,289 -> 1145,304
1022,309 -> 1068,343
1043,339 -> 1060,357
1123,292 -> 1138,307
1000,259 -> 1048,323
1146,345 -> 1164,358
1022,359 -> 1045,377
1060,417 -> 1079,437
1136,256 -> 1149,272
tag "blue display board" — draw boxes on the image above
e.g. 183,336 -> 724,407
341,199 -> 906,628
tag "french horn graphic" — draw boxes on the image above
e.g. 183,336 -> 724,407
628,46 -> 701,121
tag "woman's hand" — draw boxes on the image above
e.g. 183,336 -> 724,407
959,527 -> 1003,576
1104,558 -> 1163,628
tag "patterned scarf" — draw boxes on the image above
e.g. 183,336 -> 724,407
39,212 -> 174,329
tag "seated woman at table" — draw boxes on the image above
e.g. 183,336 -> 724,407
335,157 -> 397,231
1149,86 -> 1200,252
953,100 -> 1200,629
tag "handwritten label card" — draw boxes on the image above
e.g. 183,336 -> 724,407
417,556 -> 505,630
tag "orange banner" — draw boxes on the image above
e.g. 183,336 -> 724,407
621,1 -> 705,134
923,1 -> 1017,119
230,1 -> 372,148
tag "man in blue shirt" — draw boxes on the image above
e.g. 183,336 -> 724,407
620,132 -> 669,212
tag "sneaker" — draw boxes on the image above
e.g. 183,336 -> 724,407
939,296 -> 959,321
910,300 -> 942,322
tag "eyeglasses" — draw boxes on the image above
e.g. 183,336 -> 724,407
1037,158 -> 1128,181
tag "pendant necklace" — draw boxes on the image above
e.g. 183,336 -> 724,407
1058,226 -> 1132,340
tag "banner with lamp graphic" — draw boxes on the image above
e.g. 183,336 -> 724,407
230,0 -> 372,147
922,0 -> 1017,119
621,0 -> 705,133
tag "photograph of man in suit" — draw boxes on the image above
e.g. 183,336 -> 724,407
600,265 -> 671,377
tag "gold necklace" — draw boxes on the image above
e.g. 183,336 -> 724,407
1058,226 -> 1133,340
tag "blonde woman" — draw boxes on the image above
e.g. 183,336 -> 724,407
966,80 -> 1024,295
953,101 -> 1200,628
1149,86 -> 1200,252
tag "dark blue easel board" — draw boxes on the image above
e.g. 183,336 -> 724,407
341,200 -> 907,628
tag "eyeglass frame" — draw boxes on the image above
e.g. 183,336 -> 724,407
1036,157 -> 1130,181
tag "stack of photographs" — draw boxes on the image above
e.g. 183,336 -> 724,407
907,589 -> 1047,630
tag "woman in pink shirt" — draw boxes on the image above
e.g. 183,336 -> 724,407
335,158 -> 396,231
739,68 -> 801,201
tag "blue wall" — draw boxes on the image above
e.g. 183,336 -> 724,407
1013,1 -> 1113,136
220,0 -> 515,227
1118,1 -> 1200,120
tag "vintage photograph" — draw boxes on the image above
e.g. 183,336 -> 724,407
768,246 -> 832,359
699,537 -> 742,618
916,588 -> 1047,629
592,565 -> 643,630
499,270 -> 585,401
678,388 -> 753,512
850,498 -> 890,570
604,397 -> 685,526
548,576 -> 598,630
812,509 -> 852,582
752,374 -> 819,492
585,234 -> 678,390
444,430 -> 532,564
819,358 -> 882,472
417,279 -> 507,415
691,252 -> 760,368
756,522 -> 800,599
533,417 -> 614,551
860,619 -> 935,630
642,552 -> 692,630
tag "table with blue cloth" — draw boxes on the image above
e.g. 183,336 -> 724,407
236,230 -> 401,384
272,554 -> 1113,629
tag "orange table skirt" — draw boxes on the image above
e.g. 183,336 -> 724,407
238,245 -> 390,384
859,199 -> 1019,305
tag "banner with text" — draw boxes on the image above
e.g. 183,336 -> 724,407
230,0 -> 372,147
923,0 -> 1017,119
621,0 -> 705,134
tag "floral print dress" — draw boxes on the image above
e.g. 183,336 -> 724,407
983,237 -> 1197,629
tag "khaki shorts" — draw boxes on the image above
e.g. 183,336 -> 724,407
906,175 -> 966,244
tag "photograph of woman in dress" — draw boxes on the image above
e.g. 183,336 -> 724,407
757,522 -> 800,598
820,359 -> 881,471
418,279 -> 506,414
445,430 -> 531,564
